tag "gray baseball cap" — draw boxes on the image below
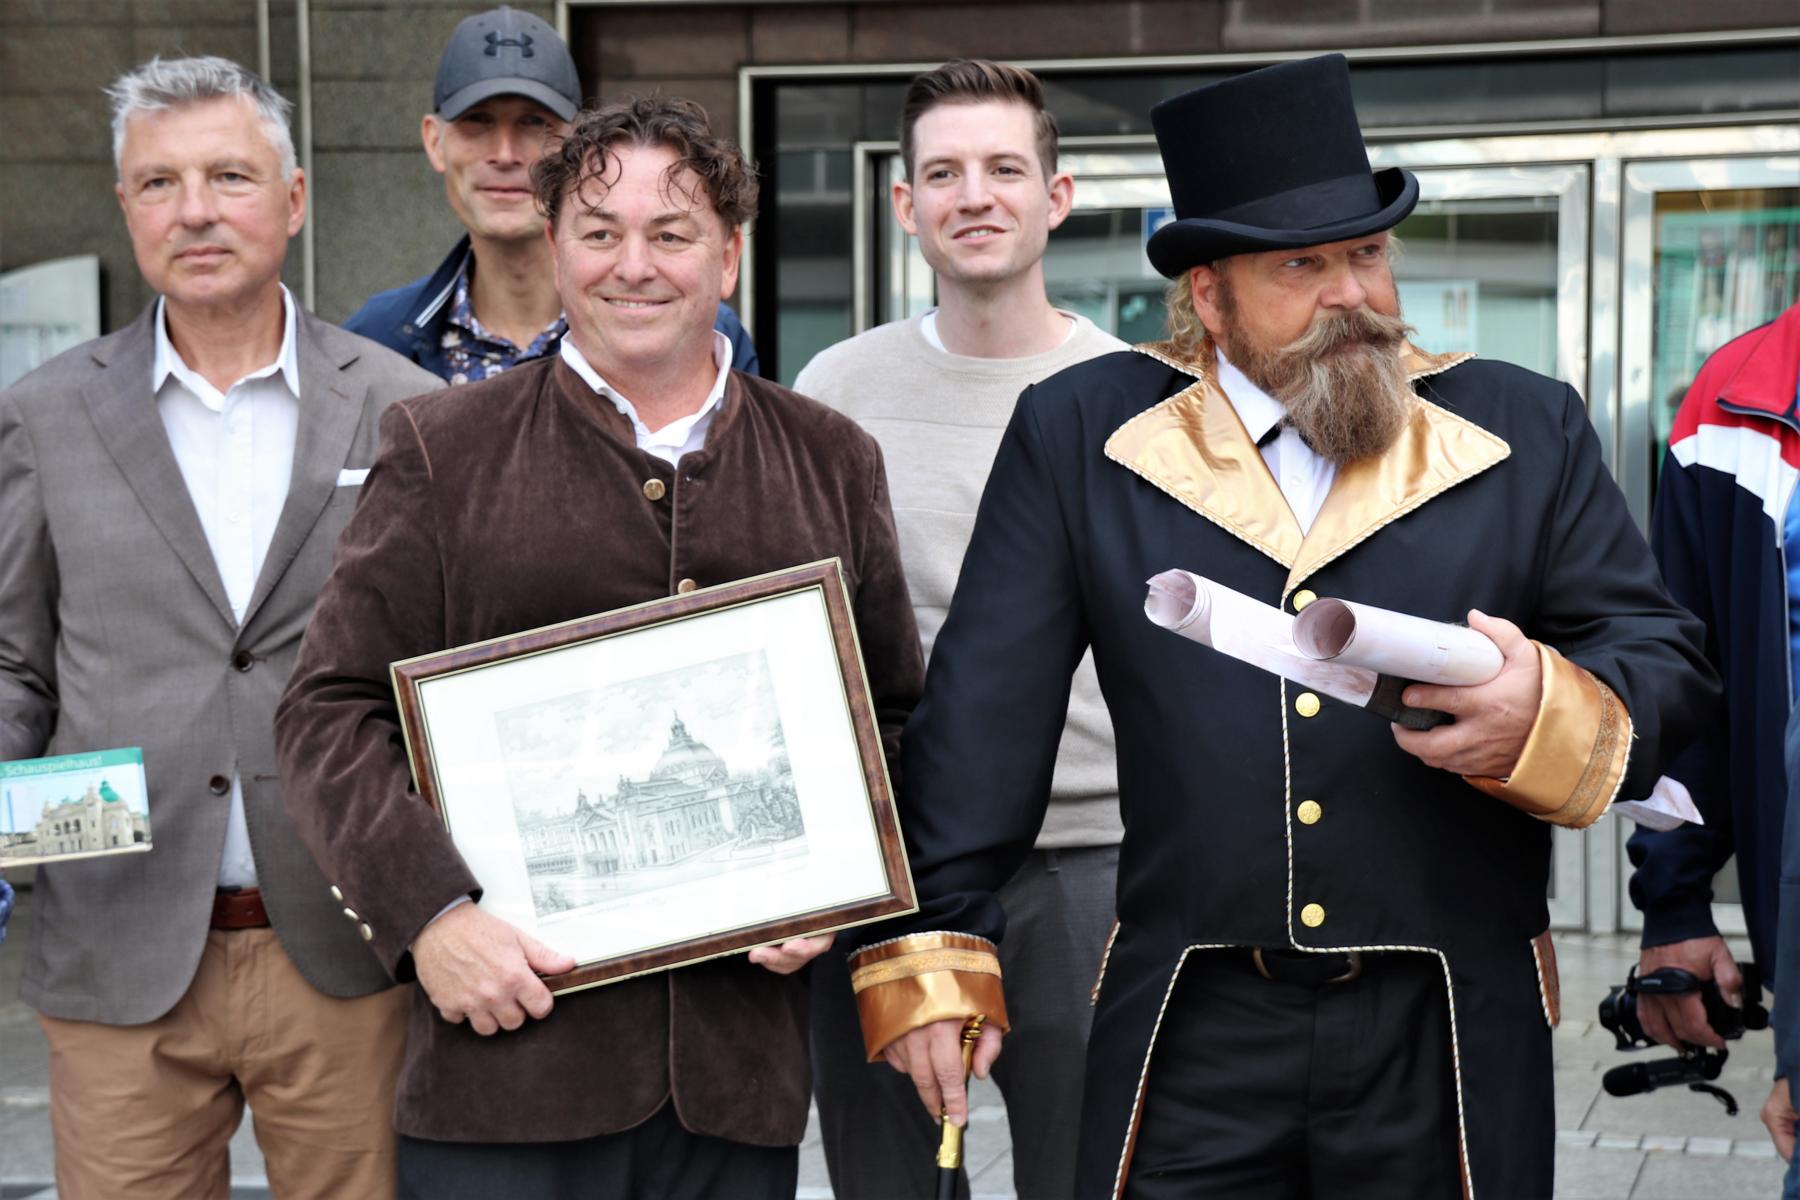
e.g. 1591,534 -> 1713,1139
434,6 -> 581,122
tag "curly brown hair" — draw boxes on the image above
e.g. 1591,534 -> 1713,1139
531,94 -> 759,230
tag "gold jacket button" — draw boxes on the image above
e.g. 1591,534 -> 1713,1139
1295,691 -> 1321,718
676,578 -> 698,594
359,923 -> 374,942
1300,903 -> 1326,928
1292,589 -> 1318,611
1296,800 -> 1322,825
330,885 -> 344,902
642,478 -> 666,501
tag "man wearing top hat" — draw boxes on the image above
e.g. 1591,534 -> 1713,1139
843,54 -> 1715,1198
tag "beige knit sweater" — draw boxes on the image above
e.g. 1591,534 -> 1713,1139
795,312 -> 1127,848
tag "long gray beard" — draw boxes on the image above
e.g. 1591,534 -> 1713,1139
1230,306 -> 1416,466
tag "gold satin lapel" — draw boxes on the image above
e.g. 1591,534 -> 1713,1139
1286,368 -> 1507,593
1106,343 -> 1304,569
1107,340 -> 1504,587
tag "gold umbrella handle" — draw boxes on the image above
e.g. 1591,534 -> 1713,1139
935,1014 -> 987,1169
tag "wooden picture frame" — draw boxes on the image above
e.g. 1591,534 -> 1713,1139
391,559 -> 915,995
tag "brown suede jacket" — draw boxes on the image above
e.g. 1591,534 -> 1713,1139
275,357 -> 923,1146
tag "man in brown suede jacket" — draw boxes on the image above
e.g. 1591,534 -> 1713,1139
274,95 -> 922,1200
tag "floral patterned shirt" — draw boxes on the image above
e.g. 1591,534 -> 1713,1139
439,253 -> 567,385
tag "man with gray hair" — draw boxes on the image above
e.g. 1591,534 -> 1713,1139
0,55 -> 438,1198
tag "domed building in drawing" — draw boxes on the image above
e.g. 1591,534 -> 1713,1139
520,712 -> 802,881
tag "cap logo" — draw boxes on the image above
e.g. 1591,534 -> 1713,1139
483,30 -> 535,57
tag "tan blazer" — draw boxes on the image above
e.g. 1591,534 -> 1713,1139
0,304 -> 441,1023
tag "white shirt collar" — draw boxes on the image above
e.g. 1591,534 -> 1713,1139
558,330 -> 733,450
1213,347 -> 1285,445
152,284 -> 300,406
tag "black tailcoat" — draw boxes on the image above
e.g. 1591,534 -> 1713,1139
888,344 -> 1714,1198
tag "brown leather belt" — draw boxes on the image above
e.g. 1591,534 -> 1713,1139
211,887 -> 269,930
1242,947 -> 1364,987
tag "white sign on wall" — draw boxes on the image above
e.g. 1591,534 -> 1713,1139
1,256 -> 101,391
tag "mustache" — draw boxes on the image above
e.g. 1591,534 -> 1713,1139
1280,305 -> 1412,359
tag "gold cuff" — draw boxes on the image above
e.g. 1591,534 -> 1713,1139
848,932 -> 1011,1062
1465,642 -> 1632,829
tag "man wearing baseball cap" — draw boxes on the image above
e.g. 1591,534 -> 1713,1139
845,54 -> 1714,1197
345,6 -> 759,384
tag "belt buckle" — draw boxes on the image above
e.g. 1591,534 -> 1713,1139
1251,947 -> 1364,984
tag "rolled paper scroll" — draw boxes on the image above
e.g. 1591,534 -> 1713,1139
1144,569 -> 1697,828
1290,597 -> 1503,686
1143,570 -> 1492,729
1144,570 -> 1379,710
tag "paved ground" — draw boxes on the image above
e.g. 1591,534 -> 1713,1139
0,886 -> 1786,1198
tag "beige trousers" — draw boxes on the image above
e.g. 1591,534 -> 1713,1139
38,927 -> 409,1200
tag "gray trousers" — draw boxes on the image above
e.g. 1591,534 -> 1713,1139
811,844 -> 1120,1200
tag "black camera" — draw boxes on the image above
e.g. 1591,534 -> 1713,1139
1595,963 -> 1768,1115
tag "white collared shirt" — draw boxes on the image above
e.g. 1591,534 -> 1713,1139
558,332 -> 732,465
153,286 -> 301,889
1214,349 -> 1337,535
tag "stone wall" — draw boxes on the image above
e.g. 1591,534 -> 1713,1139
0,0 -> 1787,330
571,0 -> 1797,170
0,0 -> 262,329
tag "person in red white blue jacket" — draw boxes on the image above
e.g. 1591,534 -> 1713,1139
1623,301 -> 1800,1160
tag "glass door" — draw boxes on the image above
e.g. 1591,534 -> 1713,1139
1614,154 -> 1800,941
1382,162 -> 1591,929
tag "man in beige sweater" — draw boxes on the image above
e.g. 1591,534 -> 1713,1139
795,59 -> 1126,1200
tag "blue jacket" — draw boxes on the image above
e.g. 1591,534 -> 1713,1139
1629,303 -> 1800,992
1782,703 -> 1800,1077
342,236 -> 760,381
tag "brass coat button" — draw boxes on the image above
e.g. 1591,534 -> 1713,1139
1291,589 -> 1318,611
642,478 -> 666,501
676,578 -> 698,594
359,923 -> 374,942
1297,800 -> 1322,825
330,886 -> 344,902
1300,903 -> 1326,928
1295,692 -> 1321,718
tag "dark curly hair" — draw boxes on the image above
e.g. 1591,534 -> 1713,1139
531,94 -> 758,230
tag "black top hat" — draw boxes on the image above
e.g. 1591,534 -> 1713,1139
1144,54 -> 1417,278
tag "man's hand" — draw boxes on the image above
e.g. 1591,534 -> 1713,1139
411,902 -> 577,1036
748,932 -> 834,974
1636,935 -> 1742,1050
879,1017 -> 1005,1128
1391,610 -> 1541,779
1764,1078 -> 1797,1161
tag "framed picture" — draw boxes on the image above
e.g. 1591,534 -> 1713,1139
391,559 -> 915,995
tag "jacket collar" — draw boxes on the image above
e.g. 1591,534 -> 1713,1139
405,235 -> 474,336
1716,302 -> 1800,424
84,302 -> 370,634
1105,337 -> 1508,594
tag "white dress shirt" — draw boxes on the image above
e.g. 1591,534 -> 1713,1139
1214,349 -> 1337,535
559,332 -> 732,464
153,287 -> 301,889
